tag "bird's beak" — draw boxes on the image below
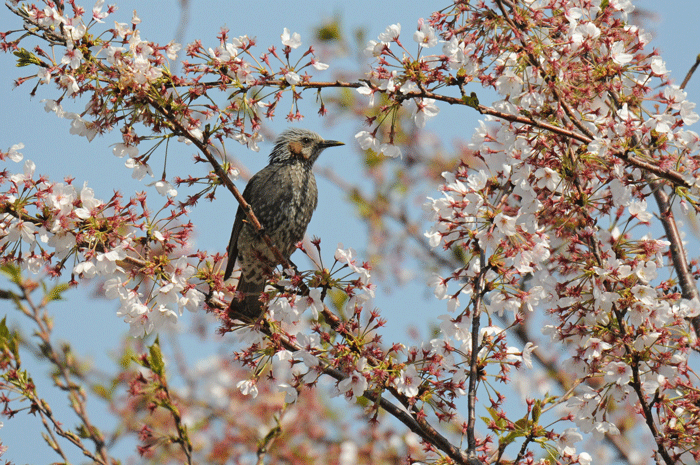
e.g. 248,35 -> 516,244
320,139 -> 344,148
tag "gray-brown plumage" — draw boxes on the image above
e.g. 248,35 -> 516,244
224,128 -> 344,318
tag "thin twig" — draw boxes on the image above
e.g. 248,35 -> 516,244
680,54 -> 700,91
315,166 -> 456,271
14,285 -> 111,464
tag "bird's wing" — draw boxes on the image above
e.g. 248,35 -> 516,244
224,204 -> 245,281
223,166 -> 283,281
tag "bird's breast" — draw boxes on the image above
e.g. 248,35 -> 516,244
284,164 -> 318,225
250,163 -> 317,257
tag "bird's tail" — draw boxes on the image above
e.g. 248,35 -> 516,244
228,276 -> 265,319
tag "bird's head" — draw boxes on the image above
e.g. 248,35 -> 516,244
269,128 -> 344,165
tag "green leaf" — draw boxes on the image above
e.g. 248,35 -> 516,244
92,383 -> 116,401
148,337 -> 165,376
122,346 -> 139,370
327,289 -> 347,314
41,432 -> 59,451
45,282 -> 70,303
485,406 -> 500,421
0,317 -> 9,342
501,430 -> 522,445
316,19 -> 342,42
485,406 -> 507,428
0,317 -> 20,361
13,48 -> 42,67
0,264 -> 22,285
76,424 -> 90,439
532,399 -> 542,422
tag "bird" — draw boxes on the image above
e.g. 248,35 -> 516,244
224,128 -> 344,318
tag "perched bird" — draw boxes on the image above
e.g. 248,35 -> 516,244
224,128 -> 344,318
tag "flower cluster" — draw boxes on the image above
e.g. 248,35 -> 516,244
228,243 -> 380,404
0,148 -> 203,337
5,1 -> 333,187
411,0 -> 700,461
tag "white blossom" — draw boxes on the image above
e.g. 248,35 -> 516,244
409,98 -> 439,128
413,23 -> 437,48
610,41 -> 632,65
378,23 -> 401,43
355,131 -> 379,151
6,143 -> 24,162
395,364 -> 420,398
236,379 -> 259,398
281,28 -> 302,49
284,70 -> 301,85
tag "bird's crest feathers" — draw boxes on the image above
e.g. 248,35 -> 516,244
268,128 -> 342,164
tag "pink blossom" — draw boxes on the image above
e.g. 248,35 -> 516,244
148,179 -> 178,197
494,212 -> 517,236
356,82 -> 376,107
61,45 -> 83,70
298,288 -> 324,319
10,159 -> 35,184
92,0 -> 109,22
37,67 -> 51,84
284,70 -> 301,85
113,143 -> 138,158
125,158 -> 153,180
379,143 -> 401,158
409,98 -> 439,128
522,342 -> 537,369
277,383 -> 298,403
604,361 -> 632,385
59,75 -> 79,95
363,40 -> 384,57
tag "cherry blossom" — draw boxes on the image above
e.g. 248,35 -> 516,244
284,70 -> 301,85
394,364 -> 420,398
236,379 -> 259,398
337,358 -> 369,402
4,143 -> 24,162
281,28 -> 302,49
377,23 -> 401,43
413,22 -> 437,48
408,98 -> 439,128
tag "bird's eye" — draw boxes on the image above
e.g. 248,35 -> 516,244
301,137 -> 311,144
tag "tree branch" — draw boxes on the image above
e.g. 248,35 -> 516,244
467,251 -> 487,459
680,54 -> 700,91
646,173 -> 700,336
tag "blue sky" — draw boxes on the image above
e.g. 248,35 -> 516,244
1,0 -> 699,462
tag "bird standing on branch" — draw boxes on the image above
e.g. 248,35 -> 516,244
224,128 -> 344,318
